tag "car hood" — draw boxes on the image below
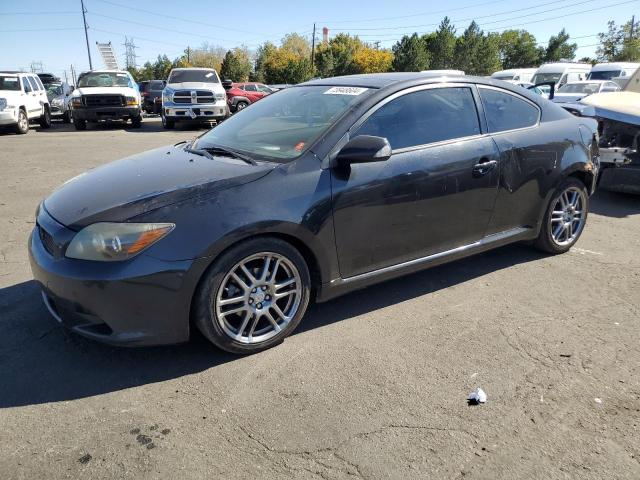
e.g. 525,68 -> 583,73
553,93 -> 589,103
580,91 -> 640,126
74,86 -> 139,97
44,144 -> 276,230
166,82 -> 225,93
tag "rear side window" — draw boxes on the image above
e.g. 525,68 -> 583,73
479,87 -> 539,133
244,84 -> 257,92
356,87 -> 481,150
27,77 -> 39,91
34,76 -> 45,90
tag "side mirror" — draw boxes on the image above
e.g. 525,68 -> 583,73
334,135 -> 392,167
222,79 -> 233,90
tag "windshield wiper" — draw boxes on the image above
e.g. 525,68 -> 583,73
200,145 -> 257,165
184,146 -> 214,160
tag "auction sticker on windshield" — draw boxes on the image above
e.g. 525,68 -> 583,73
324,87 -> 369,95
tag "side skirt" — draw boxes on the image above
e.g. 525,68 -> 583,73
316,227 -> 533,302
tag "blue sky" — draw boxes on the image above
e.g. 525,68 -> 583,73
1,0 -> 637,79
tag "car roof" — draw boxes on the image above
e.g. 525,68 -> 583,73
301,72 -> 527,91
563,80 -> 609,84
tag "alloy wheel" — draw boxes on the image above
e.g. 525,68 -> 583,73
215,252 -> 302,344
550,186 -> 587,246
19,112 -> 28,131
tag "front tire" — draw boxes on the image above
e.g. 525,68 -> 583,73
73,118 -> 87,131
39,107 -> 51,129
62,110 -> 71,123
235,101 -> 248,111
534,177 -> 589,254
194,238 -> 311,354
14,109 -> 29,134
162,114 -> 174,129
130,114 -> 142,128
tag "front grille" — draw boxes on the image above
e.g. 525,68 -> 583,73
83,95 -> 124,107
172,90 -> 215,104
38,224 -> 58,257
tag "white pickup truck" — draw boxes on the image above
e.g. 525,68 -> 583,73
161,68 -> 228,129
0,71 -> 52,134
69,70 -> 142,130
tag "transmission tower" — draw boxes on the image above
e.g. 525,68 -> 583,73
123,37 -> 138,70
30,61 -> 44,73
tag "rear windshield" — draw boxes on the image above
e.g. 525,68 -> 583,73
168,70 -> 219,84
0,76 -> 21,91
149,80 -> 165,89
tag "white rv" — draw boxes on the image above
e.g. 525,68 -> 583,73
531,62 -> 592,87
490,68 -> 537,83
587,62 -> 639,81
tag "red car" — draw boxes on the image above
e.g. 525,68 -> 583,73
226,82 -> 275,112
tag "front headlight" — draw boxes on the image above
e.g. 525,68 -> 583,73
71,96 -> 83,107
52,98 -> 63,107
125,96 -> 139,106
66,222 -> 175,261
215,93 -> 226,101
162,91 -> 172,103
0,98 -> 6,110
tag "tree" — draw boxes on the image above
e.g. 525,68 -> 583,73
314,43 -> 335,78
427,17 -> 456,69
281,33 -> 311,58
315,34 -> 366,76
392,34 -> 429,72
353,48 -> 393,73
253,42 -> 277,82
263,49 -> 313,84
597,19 -> 640,61
499,30 -> 541,68
544,29 -> 577,62
220,48 -> 252,81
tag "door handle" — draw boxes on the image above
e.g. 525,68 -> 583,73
472,158 -> 498,177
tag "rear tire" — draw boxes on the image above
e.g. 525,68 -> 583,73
39,107 -> 51,129
14,109 -> 29,134
194,238 -> 311,354
534,177 -> 589,254
73,118 -> 87,131
235,101 -> 248,111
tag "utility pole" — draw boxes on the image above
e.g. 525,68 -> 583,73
64,70 -> 69,83
630,15 -> 636,40
373,40 -> 381,50
80,0 -> 93,70
70,64 -> 77,86
310,23 -> 316,73
186,46 -> 191,64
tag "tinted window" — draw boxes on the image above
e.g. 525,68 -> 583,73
0,76 -> 21,91
34,76 -> 45,90
168,69 -> 219,83
479,87 -> 539,133
27,77 -> 39,91
356,87 -> 481,150
244,84 -> 257,92
149,80 -> 165,90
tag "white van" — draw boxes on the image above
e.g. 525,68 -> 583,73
588,62 -> 639,80
531,62 -> 592,87
420,70 -> 465,76
491,68 -> 537,83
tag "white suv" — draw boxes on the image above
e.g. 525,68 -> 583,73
0,72 -> 52,134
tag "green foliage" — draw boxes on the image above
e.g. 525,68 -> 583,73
220,47 -> 252,82
392,34 -> 429,72
315,34 -> 367,76
426,17 -> 456,69
544,29 -> 577,62
597,20 -> 640,61
499,30 -> 541,68
453,22 -> 501,75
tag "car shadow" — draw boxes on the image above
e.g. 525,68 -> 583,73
0,243 -> 544,408
589,190 -> 640,218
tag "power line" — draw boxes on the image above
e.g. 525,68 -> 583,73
329,0 -> 597,31
0,27 -> 83,33
0,11 -> 77,15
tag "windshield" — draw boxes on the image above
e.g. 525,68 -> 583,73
196,85 -> 373,162
0,75 -> 20,91
46,84 -> 63,96
531,73 -> 562,85
588,70 -> 621,80
493,74 -> 514,80
78,72 -> 133,88
558,83 -> 601,94
168,70 -> 219,84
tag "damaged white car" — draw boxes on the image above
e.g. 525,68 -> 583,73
558,68 -> 640,194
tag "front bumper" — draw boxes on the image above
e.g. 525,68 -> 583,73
0,109 -> 18,125
599,164 -> 640,194
72,105 -> 140,122
163,100 -> 227,121
28,208 -> 204,346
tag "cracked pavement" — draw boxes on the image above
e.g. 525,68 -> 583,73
1,120 -> 639,479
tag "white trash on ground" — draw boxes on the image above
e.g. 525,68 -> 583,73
468,387 -> 487,405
